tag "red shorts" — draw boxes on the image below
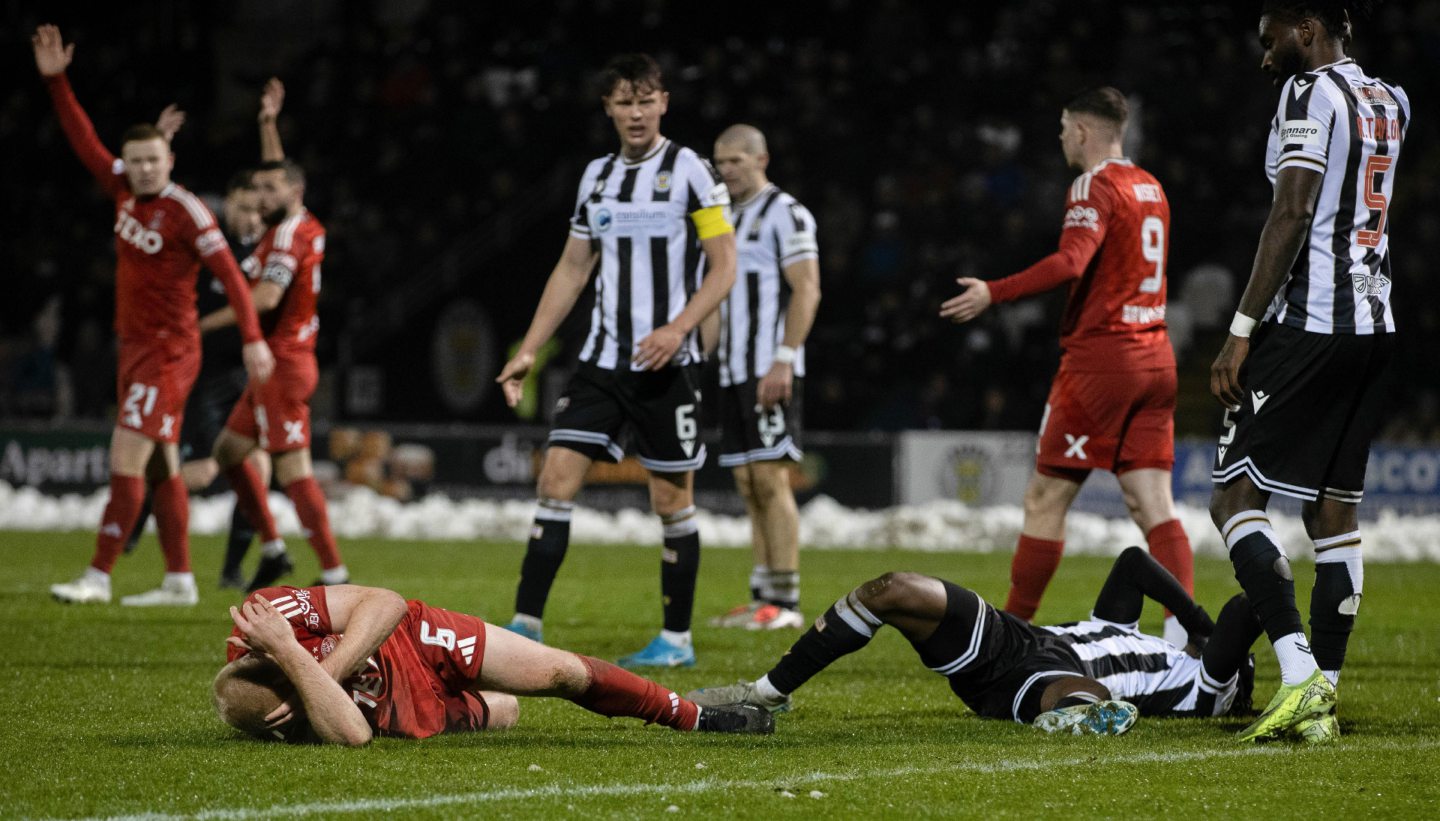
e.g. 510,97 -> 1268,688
116,342 -> 201,443
1036,366 -> 1175,479
225,356 -> 317,452
402,600 -> 488,690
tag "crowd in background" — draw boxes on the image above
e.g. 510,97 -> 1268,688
3,0 -> 1437,440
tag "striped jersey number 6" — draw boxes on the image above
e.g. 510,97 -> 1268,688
1138,216 -> 1165,294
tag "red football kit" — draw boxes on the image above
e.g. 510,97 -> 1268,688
45,73 -> 262,443
230,587 -> 492,739
988,158 -> 1176,476
225,211 -> 324,452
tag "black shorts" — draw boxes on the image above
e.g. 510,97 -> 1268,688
548,363 -> 706,473
1212,324 -> 1394,503
913,582 -> 1085,723
180,367 -> 248,463
717,379 -> 804,468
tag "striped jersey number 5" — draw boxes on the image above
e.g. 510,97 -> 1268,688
1138,216 -> 1165,294
1355,155 -> 1393,248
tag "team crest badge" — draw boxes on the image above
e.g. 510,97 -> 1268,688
555,396 -> 570,414
654,171 -> 672,193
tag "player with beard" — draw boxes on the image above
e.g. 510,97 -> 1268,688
207,79 -> 348,591
1209,0 -> 1405,743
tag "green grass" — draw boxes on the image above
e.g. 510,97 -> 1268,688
3,531 -> 1438,819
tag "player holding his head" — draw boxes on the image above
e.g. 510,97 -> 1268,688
941,88 -> 1193,641
1208,0 -> 1405,743
691,547 -> 1263,736
36,24 -> 274,607
216,583 -> 772,745
207,79 -> 348,591
494,54 -> 737,667
707,124 -> 822,631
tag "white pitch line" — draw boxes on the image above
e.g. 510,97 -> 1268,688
62,737 -> 1440,821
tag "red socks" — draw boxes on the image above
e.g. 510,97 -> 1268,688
286,476 -> 343,570
225,462 -> 279,542
1146,518 -> 1195,604
1004,535 -> 1065,621
573,655 -> 699,731
151,474 -> 191,573
91,475 -> 146,573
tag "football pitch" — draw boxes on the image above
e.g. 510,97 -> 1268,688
4,532 -> 1437,819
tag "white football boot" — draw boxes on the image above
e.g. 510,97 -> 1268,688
121,575 -> 199,607
51,570 -> 112,604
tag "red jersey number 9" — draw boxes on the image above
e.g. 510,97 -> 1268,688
1138,216 -> 1165,294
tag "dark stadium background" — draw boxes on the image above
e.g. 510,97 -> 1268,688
3,1 -> 1436,441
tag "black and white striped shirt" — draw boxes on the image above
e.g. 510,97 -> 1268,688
1264,59 -> 1410,335
717,184 -> 819,387
569,139 -> 730,370
1041,619 -> 1239,717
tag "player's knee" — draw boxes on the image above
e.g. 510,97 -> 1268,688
1299,501 -> 1357,540
732,469 -> 755,504
750,466 -> 791,504
1118,545 -> 1148,567
857,571 -> 926,615
483,692 -> 520,730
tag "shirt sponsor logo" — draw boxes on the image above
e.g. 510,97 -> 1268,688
707,181 -> 731,206
1132,183 -> 1163,203
1280,119 -> 1324,146
195,227 -> 226,257
593,208 -> 613,232
780,231 -> 819,258
1355,85 -> 1396,107
1352,272 -> 1391,295
1122,304 -> 1166,324
114,212 -> 164,254
1063,205 -> 1100,231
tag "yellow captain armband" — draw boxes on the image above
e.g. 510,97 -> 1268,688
690,206 -> 733,240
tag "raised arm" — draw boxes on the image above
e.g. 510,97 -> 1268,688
33,25 -> 123,196
258,77 -> 285,162
495,234 -> 599,407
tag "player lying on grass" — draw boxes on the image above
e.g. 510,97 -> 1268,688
691,547 -> 1269,738
215,584 -> 772,745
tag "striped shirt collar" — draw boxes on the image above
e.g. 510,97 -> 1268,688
621,137 -> 669,166
731,182 -> 777,211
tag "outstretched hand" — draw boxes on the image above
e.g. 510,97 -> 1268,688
259,77 -> 285,123
32,24 -> 74,77
155,104 -> 186,142
496,350 -> 536,408
939,277 -> 993,324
